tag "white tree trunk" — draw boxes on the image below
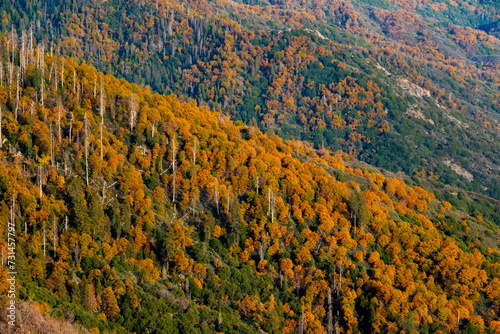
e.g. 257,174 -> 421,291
84,112 -> 89,186
0,104 -> 2,149
172,136 -> 176,203
130,94 -> 137,131
100,78 -> 105,160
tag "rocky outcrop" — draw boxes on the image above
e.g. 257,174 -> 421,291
444,159 -> 474,181
398,78 -> 431,98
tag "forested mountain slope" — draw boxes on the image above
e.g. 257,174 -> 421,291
0,38 -> 499,333
1,0 -> 500,201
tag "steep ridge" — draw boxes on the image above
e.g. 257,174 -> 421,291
1,0 -> 500,201
0,40 -> 499,333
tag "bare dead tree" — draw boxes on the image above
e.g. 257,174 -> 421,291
129,94 -> 137,131
214,179 -> 219,214
193,137 -> 197,167
20,30 -> 27,84
77,81 -> 81,103
43,222 -> 46,257
298,306 -> 307,334
258,237 -> 268,261
15,67 -> 20,120
226,185 -> 231,214
8,56 -> 14,90
11,191 -> 16,228
29,25 -> 34,59
53,217 -> 58,258
190,137 -> 198,212
41,69 -> 45,119
50,123 -> 54,166
168,10 -> 174,37
38,166 -> 43,198
60,60 -> 64,86
268,188 -> 276,222
69,112 -> 74,144
172,135 -> 176,203
100,77 -> 105,160
9,25 -> 16,88
84,112 -> 89,186
57,102 -> 62,143
328,288 -> 333,334
0,104 -> 2,149
74,242 -> 80,266
270,191 -> 276,223
0,61 -> 4,85
53,60 -> 58,89
40,43 -> 45,74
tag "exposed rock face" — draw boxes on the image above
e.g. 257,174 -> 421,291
398,78 -> 431,98
375,63 -> 392,76
304,28 -> 328,40
406,107 -> 435,124
444,159 -> 474,182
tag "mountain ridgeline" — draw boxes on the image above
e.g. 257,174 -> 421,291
1,0 -> 500,201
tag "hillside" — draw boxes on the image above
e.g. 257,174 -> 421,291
0,38 -> 499,333
1,0 -> 500,202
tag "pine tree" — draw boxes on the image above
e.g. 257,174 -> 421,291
89,192 -> 105,241
80,276 -> 92,310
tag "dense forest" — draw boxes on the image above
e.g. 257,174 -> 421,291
0,30 -> 498,333
1,0 -> 500,200
0,0 -> 500,333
